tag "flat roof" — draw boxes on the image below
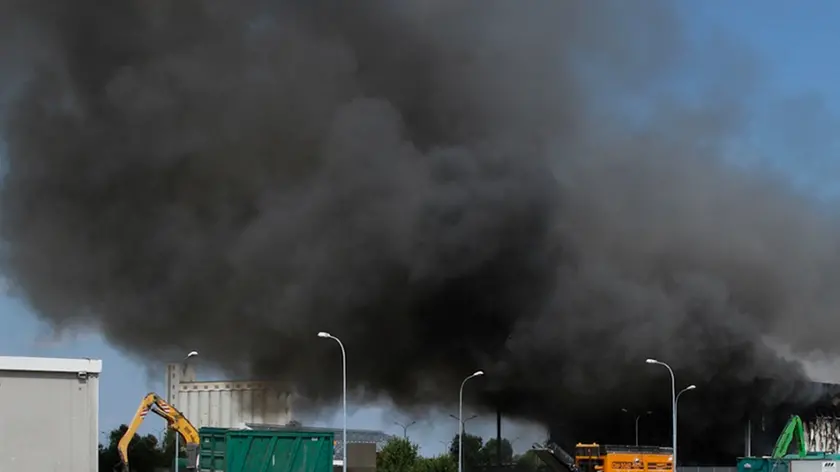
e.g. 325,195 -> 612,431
0,356 -> 102,374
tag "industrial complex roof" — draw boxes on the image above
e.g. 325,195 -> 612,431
245,422 -> 395,458
0,356 -> 102,374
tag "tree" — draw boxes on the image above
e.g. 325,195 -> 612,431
448,433 -> 484,470
99,425 -> 168,472
378,437 -> 421,472
415,454 -> 457,472
513,450 -> 544,472
160,427 -> 178,464
480,438 -> 514,464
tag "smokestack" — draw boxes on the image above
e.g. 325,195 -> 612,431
497,408 -> 502,465
745,419 -> 752,456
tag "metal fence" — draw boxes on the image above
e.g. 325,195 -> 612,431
678,466 -> 738,472
470,466 -> 550,472
469,466 -> 736,472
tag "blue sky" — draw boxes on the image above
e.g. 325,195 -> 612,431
678,0 -> 840,193
2,1 -> 840,457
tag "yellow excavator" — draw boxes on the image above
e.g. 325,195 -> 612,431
118,392 -> 200,472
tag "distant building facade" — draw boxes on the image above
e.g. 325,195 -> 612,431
165,362 -> 294,429
549,380 -> 840,466
164,362 -> 392,466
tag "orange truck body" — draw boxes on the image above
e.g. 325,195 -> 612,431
575,443 -> 674,472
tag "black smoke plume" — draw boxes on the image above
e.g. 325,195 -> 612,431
1,0 -> 839,461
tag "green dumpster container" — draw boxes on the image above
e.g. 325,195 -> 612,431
225,429 -> 334,472
199,427 -> 230,472
737,457 -> 789,472
197,428 -> 335,472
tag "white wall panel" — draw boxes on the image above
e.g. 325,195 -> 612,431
174,381 -> 293,429
0,357 -> 100,472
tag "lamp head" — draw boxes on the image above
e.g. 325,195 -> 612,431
318,332 -> 331,338
645,358 -> 658,364
186,351 -> 198,359
473,370 -> 484,377
686,384 -> 697,390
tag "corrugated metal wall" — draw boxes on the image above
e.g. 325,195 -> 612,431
175,381 -> 293,429
804,417 -> 840,453
0,370 -> 99,472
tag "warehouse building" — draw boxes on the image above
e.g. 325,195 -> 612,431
549,378 -> 840,467
0,355 -> 102,472
165,362 -> 294,428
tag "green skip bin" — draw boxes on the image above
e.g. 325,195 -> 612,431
197,427 -> 335,472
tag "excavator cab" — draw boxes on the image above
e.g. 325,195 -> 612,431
772,415 -> 807,459
118,392 -> 200,472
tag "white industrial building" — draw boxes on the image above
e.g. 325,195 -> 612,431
164,362 -> 294,429
0,355 -> 102,472
164,363 -> 387,470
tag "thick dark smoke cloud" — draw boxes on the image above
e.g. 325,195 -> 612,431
1,0 -> 840,459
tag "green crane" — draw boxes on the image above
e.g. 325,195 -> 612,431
771,415 -> 807,459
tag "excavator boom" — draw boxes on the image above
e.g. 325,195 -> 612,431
118,392 -> 200,472
532,441 -> 582,472
772,415 -> 807,458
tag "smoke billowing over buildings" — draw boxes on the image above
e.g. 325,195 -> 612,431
1,0 -> 840,462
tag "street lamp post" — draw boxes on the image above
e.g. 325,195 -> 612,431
458,371 -> 484,472
175,351 -> 198,472
319,332 -> 347,472
621,409 -> 652,446
510,436 -> 522,455
395,420 -> 417,438
449,414 -> 479,434
646,359 -> 694,471
676,385 -> 696,408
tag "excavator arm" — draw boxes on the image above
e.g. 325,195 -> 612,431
772,415 -> 807,458
532,441 -> 582,472
118,392 -> 201,472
